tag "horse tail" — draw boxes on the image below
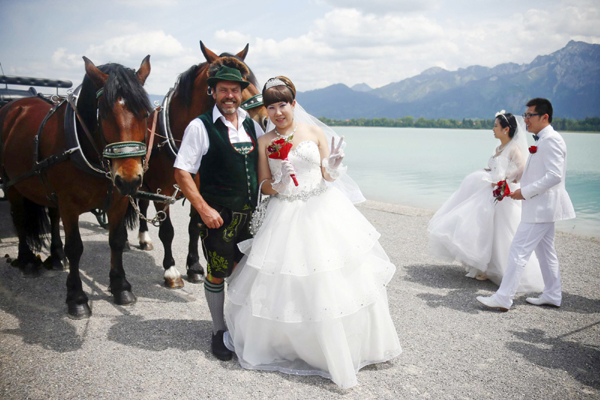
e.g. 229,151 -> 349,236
124,200 -> 139,231
22,197 -> 51,252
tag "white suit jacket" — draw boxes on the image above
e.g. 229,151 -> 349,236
520,125 -> 576,223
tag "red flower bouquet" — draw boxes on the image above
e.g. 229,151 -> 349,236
529,146 -> 537,154
493,180 -> 511,202
267,136 -> 298,186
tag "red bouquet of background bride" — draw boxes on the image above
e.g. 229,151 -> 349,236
267,136 -> 298,186
493,180 -> 511,202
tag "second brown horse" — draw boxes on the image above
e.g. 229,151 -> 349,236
139,42 -> 267,287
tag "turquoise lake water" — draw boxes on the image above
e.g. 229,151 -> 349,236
336,127 -> 600,238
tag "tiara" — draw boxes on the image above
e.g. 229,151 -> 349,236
495,110 -> 510,125
264,78 -> 287,91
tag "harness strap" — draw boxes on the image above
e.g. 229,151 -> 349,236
65,91 -> 103,164
144,106 -> 161,172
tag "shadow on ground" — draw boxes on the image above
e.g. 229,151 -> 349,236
404,263 -> 600,315
0,235 -> 198,353
508,327 -> 600,389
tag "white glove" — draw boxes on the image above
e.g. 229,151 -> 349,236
272,160 -> 296,194
322,136 -> 347,179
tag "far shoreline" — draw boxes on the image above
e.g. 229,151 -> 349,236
329,125 -> 600,134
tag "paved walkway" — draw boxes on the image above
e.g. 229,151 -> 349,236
0,199 -> 598,399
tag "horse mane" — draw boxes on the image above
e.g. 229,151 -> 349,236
217,53 -> 259,88
175,55 -> 260,108
176,63 -> 206,107
79,63 -> 151,128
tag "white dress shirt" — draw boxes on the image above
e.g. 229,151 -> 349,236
174,105 -> 265,174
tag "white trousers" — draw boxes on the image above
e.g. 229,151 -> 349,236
494,222 -> 561,308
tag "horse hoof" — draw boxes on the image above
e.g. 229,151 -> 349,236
165,276 -> 185,289
114,290 -> 137,306
21,264 -> 42,278
187,269 -> 205,284
43,256 -> 69,271
139,242 -> 154,251
67,303 -> 92,319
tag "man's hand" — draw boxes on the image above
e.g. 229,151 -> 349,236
508,188 -> 525,200
199,205 -> 223,229
174,168 -> 224,229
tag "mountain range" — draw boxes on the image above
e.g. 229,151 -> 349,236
296,41 -> 600,120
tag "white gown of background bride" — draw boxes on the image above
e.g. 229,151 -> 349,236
224,140 -> 401,389
428,144 -> 544,293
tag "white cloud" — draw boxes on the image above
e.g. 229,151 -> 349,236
8,0 -> 599,95
45,31 -> 196,94
319,0 -> 440,14
85,31 -> 184,62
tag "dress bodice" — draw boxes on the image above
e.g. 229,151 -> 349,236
487,151 -> 523,191
268,140 -> 325,196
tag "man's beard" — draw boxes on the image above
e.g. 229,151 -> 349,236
218,99 -> 238,115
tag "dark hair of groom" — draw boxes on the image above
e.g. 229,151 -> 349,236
526,98 -> 554,123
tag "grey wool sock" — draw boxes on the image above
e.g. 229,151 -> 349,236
204,280 -> 226,334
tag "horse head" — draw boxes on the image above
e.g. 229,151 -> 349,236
82,56 -> 152,196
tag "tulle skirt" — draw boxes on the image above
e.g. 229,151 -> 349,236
225,187 -> 402,389
428,170 -> 544,292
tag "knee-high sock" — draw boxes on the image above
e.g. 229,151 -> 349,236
204,280 -> 226,334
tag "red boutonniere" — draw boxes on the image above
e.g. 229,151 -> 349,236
529,146 -> 537,154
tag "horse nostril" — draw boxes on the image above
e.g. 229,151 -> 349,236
114,174 -> 124,188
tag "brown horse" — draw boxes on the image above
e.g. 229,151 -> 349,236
138,42 -> 268,287
0,56 -> 152,318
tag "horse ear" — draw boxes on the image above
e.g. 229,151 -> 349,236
200,41 -> 218,63
136,55 -> 151,86
236,44 -> 249,61
83,56 -> 108,88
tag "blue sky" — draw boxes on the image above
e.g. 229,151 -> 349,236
1,0 -> 599,95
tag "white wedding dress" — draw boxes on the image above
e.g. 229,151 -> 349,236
428,147 -> 544,293
224,140 -> 401,389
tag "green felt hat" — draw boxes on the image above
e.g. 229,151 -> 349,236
207,65 -> 250,89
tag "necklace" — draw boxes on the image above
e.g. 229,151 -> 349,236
275,124 -> 297,139
498,142 -> 508,152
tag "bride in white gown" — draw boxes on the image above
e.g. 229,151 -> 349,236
224,76 -> 401,389
428,112 -> 543,293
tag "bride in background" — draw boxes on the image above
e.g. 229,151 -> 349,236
224,76 -> 401,389
428,112 -> 544,292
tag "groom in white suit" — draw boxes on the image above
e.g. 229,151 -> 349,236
477,98 -> 576,311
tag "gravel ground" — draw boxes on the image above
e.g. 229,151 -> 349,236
0,199 -> 598,399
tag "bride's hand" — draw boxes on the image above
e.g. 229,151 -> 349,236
327,136 -> 345,170
280,160 -> 295,185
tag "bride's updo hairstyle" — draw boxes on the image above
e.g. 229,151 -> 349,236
262,76 -> 296,107
496,113 -> 517,139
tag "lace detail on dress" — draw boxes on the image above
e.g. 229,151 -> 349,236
290,141 -> 321,166
268,140 -> 325,195
276,182 -> 328,202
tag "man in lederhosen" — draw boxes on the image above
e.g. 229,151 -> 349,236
174,64 -> 264,360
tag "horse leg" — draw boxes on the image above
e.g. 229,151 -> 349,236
108,199 -> 136,306
137,199 -> 153,250
43,207 -> 69,271
62,211 -> 91,319
158,205 -> 183,288
7,190 -> 45,277
186,207 -> 205,283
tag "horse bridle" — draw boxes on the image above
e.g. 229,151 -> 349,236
240,94 -> 263,111
67,86 -> 158,179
